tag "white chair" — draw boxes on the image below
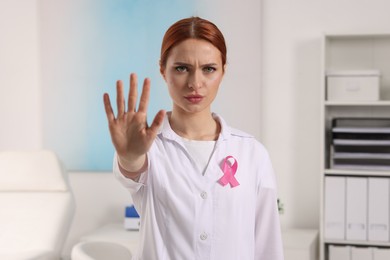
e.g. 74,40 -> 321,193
0,150 -> 75,260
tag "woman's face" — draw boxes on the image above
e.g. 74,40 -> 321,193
162,39 -> 225,116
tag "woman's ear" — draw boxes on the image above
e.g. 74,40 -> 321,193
160,69 -> 167,81
159,60 -> 166,81
159,62 -> 167,81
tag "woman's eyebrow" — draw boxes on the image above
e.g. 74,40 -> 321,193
173,62 -> 192,67
173,62 -> 219,67
202,63 -> 218,67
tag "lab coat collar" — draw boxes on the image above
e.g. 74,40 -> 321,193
159,112 -> 231,142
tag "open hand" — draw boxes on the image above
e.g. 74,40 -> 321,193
103,73 -> 165,170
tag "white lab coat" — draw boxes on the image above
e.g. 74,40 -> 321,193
114,113 -> 284,260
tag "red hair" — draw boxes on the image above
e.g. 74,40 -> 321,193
159,17 -> 227,73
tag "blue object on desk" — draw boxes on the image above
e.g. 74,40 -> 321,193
125,205 -> 140,230
125,205 -> 140,218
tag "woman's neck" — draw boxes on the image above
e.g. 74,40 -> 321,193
169,110 -> 220,141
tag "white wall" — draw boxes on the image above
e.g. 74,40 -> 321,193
262,0 -> 390,229
0,0 -> 42,150
199,0 -> 263,138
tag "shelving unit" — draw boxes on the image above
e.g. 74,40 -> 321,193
320,33 -> 390,260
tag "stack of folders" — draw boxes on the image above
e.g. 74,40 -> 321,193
325,176 -> 390,260
331,118 -> 390,171
328,245 -> 390,260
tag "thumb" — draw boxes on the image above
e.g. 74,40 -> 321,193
148,110 -> 166,135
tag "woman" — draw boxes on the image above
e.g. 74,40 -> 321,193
103,17 -> 284,260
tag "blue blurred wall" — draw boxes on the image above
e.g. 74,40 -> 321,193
42,1 -> 197,171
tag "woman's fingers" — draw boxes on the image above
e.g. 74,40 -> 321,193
116,80 -> 125,117
138,78 -> 151,113
103,93 -> 115,122
149,110 -> 166,135
107,74 -> 159,134
127,73 -> 138,113
104,74 -> 163,159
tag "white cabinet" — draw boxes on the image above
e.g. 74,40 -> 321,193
320,33 -> 390,260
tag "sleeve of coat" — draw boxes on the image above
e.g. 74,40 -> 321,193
255,149 -> 284,260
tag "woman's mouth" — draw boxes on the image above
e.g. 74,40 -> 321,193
185,95 -> 203,104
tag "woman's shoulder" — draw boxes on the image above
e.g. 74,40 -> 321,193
216,115 -> 251,137
228,126 -> 254,139
226,125 -> 269,151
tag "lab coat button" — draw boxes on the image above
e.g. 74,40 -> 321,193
200,191 -> 208,199
200,232 -> 208,240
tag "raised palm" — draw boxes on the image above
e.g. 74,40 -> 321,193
103,73 -> 165,167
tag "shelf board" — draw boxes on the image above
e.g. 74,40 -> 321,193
325,239 -> 390,247
324,168 -> 390,177
325,101 -> 390,106
325,32 -> 390,38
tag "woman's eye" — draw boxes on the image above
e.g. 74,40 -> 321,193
175,66 -> 188,72
203,67 -> 216,73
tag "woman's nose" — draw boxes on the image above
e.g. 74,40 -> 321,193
188,70 -> 202,90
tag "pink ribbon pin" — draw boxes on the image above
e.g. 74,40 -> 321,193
218,156 -> 240,188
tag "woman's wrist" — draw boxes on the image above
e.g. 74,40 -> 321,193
118,155 -> 147,178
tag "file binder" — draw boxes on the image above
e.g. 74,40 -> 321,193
324,177 -> 346,240
373,247 -> 390,260
368,178 -> 389,242
351,246 -> 372,260
346,177 -> 367,241
328,245 -> 350,260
